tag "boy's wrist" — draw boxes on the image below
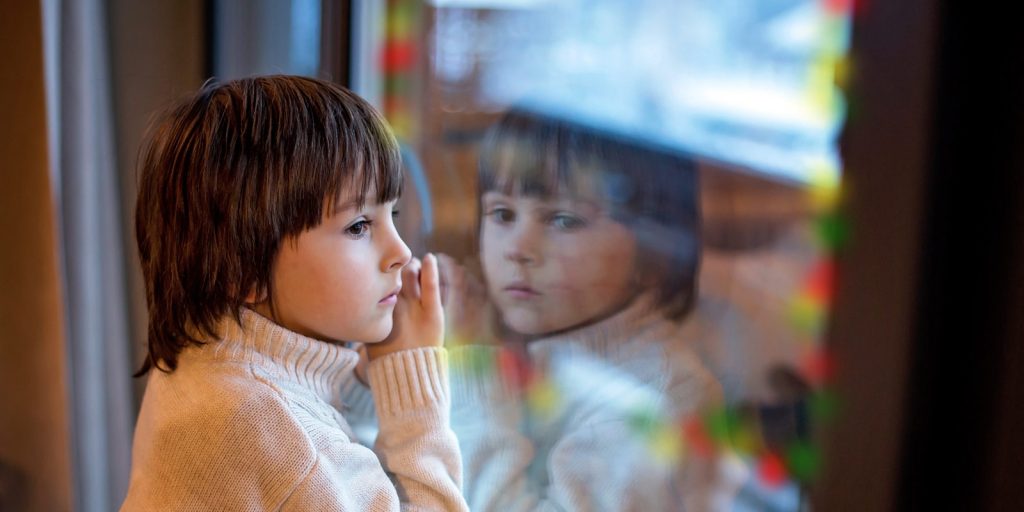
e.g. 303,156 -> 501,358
367,347 -> 450,416
366,337 -> 442,360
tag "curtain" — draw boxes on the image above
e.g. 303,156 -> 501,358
3,1 -> 208,510
49,0 -> 135,509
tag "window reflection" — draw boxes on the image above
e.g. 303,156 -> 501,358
426,0 -> 848,182
350,0 -> 850,509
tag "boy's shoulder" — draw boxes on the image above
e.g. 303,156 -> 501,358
139,353 -> 319,461
155,346 -> 274,397
127,356 -> 323,507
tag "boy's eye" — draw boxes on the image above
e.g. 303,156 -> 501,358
487,207 -> 515,224
550,212 -> 587,230
346,220 -> 371,237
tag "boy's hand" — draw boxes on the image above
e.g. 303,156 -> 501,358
367,254 -> 444,360
437,253 -> 498,346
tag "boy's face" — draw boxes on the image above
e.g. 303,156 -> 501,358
480,191 -> 638,336
253,197 -> 411,344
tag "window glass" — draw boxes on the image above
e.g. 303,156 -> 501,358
359,1 -> 851,508
211,0 -> 322,80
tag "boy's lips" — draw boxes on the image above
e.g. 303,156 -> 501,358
379,285 -> 401,305
503,283 -> 541,300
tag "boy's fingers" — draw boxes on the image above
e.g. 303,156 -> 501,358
436,253 -> 453,306
420,253 -> 441,314
402,257 -> 422,298
436,253 -> 455,272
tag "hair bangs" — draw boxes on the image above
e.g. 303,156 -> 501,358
267,78 -> 404,231
478,110 -> 592,200
325,109 -> 404,219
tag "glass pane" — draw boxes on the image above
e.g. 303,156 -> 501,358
351,0 -> 851,509
212,0 -> 322,80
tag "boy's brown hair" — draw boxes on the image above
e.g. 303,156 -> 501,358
135,75 -> 402,375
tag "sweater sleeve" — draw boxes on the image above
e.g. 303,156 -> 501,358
277,440 -> 405,510
282,348 -> 467,511
366,347 -> 469,512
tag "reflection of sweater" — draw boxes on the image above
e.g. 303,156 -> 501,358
446,297 -> 724,511
121,308 -> 467,511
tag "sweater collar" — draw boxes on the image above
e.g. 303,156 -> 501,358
206,308 -> 359,406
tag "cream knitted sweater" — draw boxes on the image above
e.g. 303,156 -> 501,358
121,308 -> 468,511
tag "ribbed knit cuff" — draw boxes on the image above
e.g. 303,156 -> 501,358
367,347 -> 450,418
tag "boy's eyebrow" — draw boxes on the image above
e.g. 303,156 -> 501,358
564,197 -> 600,209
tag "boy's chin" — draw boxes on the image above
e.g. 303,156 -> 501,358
352,320 -> 394,345
503,309 -> 601,338
502,313 -> 555,338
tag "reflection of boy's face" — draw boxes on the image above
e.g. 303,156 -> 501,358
480,191 -> 638,336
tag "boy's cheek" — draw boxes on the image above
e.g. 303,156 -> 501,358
346,314 -> 393,344
371,316 -> 395,343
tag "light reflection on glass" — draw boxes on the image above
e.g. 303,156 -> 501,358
349,1 -> 854,509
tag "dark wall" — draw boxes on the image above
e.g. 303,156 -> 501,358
0,2 -> 75,510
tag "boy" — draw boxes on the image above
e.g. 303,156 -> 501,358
121,76 -> 467,511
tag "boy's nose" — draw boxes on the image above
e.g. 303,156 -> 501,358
505,249 -> 535,265
384,230 -> 412,272
504,225 -> 541,266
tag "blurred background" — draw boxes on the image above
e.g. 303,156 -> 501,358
1,0 -> 1022,510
